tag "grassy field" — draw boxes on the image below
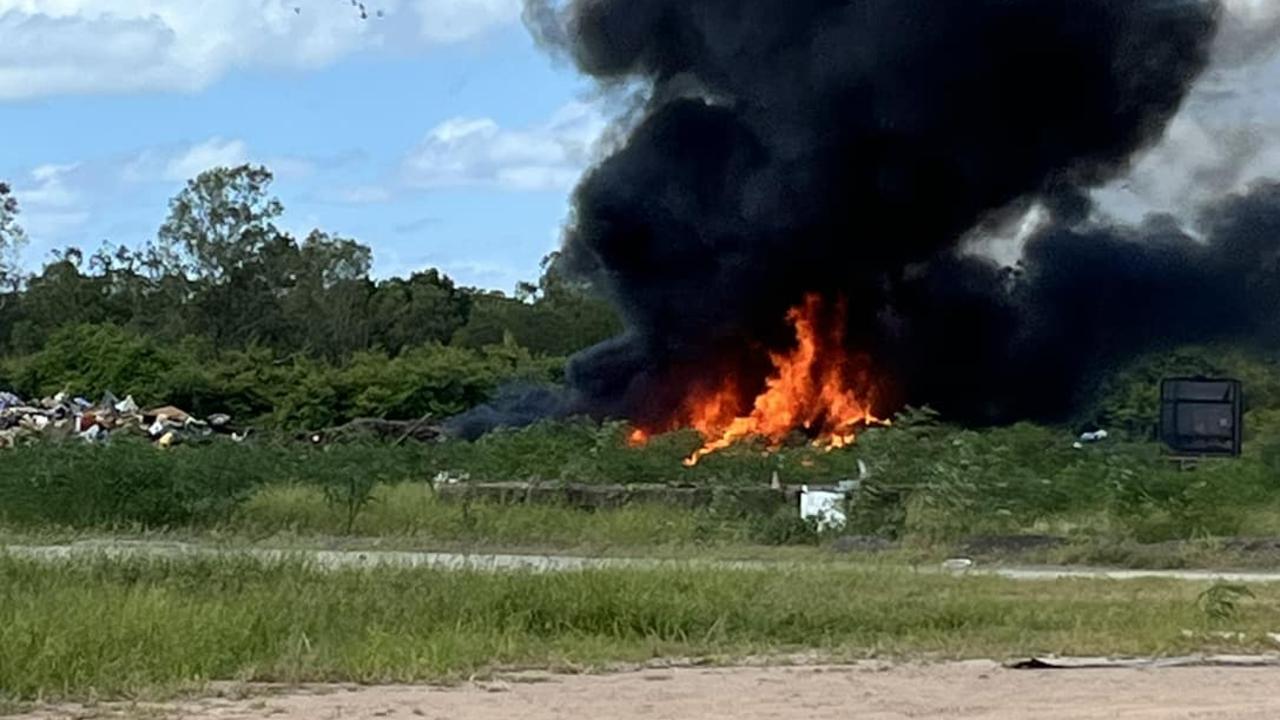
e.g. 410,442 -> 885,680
2,553 -> 1280,705
2,351 -> 1279,713
2,482 -> 1271,570
3,416 -> 1280,568
237,483 -> 820,548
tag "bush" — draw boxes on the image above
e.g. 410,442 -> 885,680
0,323 -> 565,430
0,439 -> 258,528
2,324 -> 202,406
844,412 -> 1280,545
0,438 -> 437,530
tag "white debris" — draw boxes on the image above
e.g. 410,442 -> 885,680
836,479 -> 861,493
432,470 -> 471,487
78,425 -> 106,443
1073,428 -> 1110,449
799,486 -> 848,532
1181,629 -> 1248,642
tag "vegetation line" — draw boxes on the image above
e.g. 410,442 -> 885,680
3,554 -> 1280,704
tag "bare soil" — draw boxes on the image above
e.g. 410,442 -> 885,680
18,662 -> 1280,720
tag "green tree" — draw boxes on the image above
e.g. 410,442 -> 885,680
157,165 -> 284,281
4,323 -> 196,404
155,165 -> 299,348
182,233 -> 296,348
4,241 -> 188,354
11,254 -> 103,349
453,253 -> 622,356
0,182 -> 27,314
282,230 -> 375,359
367,269 -> 471,354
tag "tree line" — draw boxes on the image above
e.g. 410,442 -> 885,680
0,167 -> 620,427
0,166 -> 619,360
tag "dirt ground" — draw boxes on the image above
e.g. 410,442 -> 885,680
18,662 -> 1280,720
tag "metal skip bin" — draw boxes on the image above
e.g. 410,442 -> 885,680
1159,378 -> 1243,457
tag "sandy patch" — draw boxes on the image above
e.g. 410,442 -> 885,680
17,662 -> 1280,720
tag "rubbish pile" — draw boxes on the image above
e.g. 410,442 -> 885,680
0,390 -> 245,449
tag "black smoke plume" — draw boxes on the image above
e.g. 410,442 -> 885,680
455,0 -> 1280,436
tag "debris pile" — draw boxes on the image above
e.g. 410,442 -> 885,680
0,390 -> 246,449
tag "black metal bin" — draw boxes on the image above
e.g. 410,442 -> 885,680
1159,377 -> 1243,457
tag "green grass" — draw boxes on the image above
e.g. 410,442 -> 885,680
0,484 -> 829,575
0,439 -> 432,529
235,483 -> 813,549
219,484 -> 1280,568
3,413 -> 1280,562
3,554 -> 1280,704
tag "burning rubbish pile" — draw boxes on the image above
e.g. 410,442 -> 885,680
451,0 -> 1280,454
629,294 -> 888,465
0,390 -> 244,449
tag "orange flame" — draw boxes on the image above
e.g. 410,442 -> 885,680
629,293 -> 888,465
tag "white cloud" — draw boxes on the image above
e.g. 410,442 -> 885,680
334,185 -> 395,204
22,163 -> 81,208
415,0 -> 517,43
162,138 -> 251,182
10,163 -> 91,260
368,250 -> 521,286
121,137 -> 314,184
7,136 -> 322,262
403,100 -> 607,191
0,0 -> 520,100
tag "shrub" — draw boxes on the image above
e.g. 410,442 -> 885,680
0,439 -> 258,528
0,322 -> 565,430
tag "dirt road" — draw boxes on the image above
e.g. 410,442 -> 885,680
20,662 -> 1280,720
10,541 -> 1280,583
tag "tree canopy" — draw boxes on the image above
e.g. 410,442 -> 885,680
0,182 -> 26,295
0,165 -> 622,426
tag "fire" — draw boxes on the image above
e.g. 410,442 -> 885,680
632,293 -> 888,465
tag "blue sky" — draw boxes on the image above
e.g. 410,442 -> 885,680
4,0 -> 1280,289
1,1 -> 606,291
